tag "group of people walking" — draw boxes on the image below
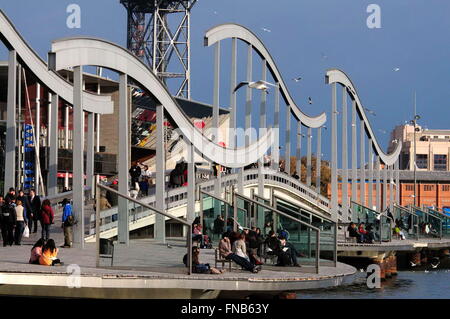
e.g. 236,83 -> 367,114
0,187 -> 75,249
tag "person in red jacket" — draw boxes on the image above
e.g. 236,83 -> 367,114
358,223 -> 368,243
40,199 -> 54,241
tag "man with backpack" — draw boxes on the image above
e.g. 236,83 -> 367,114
61,198 -> 75,248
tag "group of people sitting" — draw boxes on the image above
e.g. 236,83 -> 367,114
184,218 -> 304,274
29,238 -> 63,266
347,222 -> 380,243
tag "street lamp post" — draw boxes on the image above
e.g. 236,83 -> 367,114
411,114 -> 420,207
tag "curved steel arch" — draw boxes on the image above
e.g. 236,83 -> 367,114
0,10 -> 113,114
204,23 -> 326,128
325,69 -> 401,166
50,37 -> 275,168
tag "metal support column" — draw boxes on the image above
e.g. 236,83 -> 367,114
376,155 -> 381,212
35,83 -> 41,194
72,66 -> 84,248
86,112 -> 95,199
229,38 -> 237,150
47,94 -> 59,196
285,105 -> 291,175
306,127 -> 312,187
64,105 -> 69,189
316,127 -> 322,194
382,164 -> 388,211
155,103 -> 166,243
360,119 -> 365,206
330,83 -> 338,219
245,44 -> 252,148
389,165 -> 394,211
258,61 -> 267,197
5,50 -> 16,194
213,41 -> 221,199
296,121 -> 301,178
272,83 -> 280,171
395,160 -> 400,205
351,100 -> 357,203
341,89 -> 349,220
187,142 -> 195,224
118,73 -> 130,245
368,140 -> 373,209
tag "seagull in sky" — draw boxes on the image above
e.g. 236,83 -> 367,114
292,76 -> 302,82
364,107 -> 376,116
378,129 -> 387,134
233,80 -> 276,93
393,68 -> 400,72
308,97 -> 313,104
410,261 -> 418,267
261,27 -> 271,33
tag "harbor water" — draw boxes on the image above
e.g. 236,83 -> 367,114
297,270 -> 450,299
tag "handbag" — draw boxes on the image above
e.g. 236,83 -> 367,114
23,225 -> 30,238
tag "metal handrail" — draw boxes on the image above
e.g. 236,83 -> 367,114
393,204 -> 420,240
95,183 -> 192,275
234,192 -> 321,274
350,201 -> 393,243
409,205 -> 443,239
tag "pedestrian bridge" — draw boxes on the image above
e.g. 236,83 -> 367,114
1,9 -> 448,281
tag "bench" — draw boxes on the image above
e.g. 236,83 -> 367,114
214,249 -> 232,271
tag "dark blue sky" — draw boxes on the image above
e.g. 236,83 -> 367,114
1,0 -> 450,161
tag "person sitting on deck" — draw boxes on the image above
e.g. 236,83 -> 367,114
183,246 -> 224,274
347,222 -> 360,241
219,233 -> 261,273
278,236 -> 301,267
365,224 -> 378,243
232,233 -> 250,261
39,239 -> 63,266
246,228 -> 263,265
358,223 -> 368,243
29,238 -> 45,264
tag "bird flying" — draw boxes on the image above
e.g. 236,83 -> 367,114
308,97 -> 313,104
393,68 -> 400,72
292,77 -> 302,82
233,80 -> 276,93
261,27 -> 271,33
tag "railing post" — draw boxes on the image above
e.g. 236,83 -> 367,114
316,230 -> 320,274
233,193 -> 238,232
95,183 -> 101,268
334,223 -> 338,267
187,224 -> 192,275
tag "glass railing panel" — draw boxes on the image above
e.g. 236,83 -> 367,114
274,197 -> 336,264
393,206 -> 419,239
199,192 -> 230,242
428,209 -> 450,238
413,207 -> 442,238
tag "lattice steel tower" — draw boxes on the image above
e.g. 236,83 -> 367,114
121,0 -> 197,98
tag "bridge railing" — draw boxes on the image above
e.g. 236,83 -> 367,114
233,192 -> 324,273
410,206 -> 444,239
270,194 -> 337,265
393,205 -> 419,240
350,201 -> 393,243
425,208 -> 450,238
94,183 -> 193,275
89,168 -> 333,237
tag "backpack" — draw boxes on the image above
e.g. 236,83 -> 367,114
64,215 -> 76,227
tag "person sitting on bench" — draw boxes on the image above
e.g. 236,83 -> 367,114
219,233 -> 261,273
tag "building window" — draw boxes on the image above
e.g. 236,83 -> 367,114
416,154 -> 428,169
424,185 -> 434,191
442,185 -> 450,192
434,154 -> 447,171
406,185 -> 414,191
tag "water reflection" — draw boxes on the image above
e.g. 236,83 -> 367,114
298,270 -> 450,299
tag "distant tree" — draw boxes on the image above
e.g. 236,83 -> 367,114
278,155 -> 331,197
